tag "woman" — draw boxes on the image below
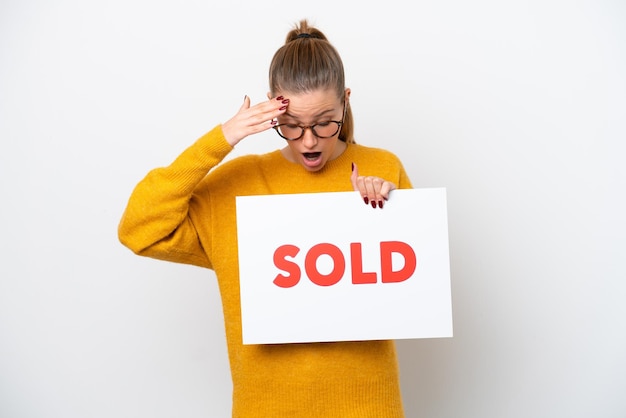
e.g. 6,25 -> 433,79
119,19 -> 412,417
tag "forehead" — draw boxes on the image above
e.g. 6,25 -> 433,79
278,89 -> 342,119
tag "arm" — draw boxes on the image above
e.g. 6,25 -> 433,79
117,126 -> 232,268
118,96 -> 289,267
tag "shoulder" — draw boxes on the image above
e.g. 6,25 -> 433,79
200,150 -> 283,189
347,143 -> 410,187
213,150 -> 281,173
349,143 -> 403,164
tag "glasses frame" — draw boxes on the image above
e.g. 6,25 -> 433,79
272,101 -> 346,141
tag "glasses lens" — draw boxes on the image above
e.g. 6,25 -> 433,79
275,124 -> 300,140
313,121 -> 341,138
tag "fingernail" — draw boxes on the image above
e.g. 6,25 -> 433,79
279,106 -> 287,111
371,200 -> 377,208
270,120 -> 277,126
351,162 -> 354,172
364,197 -> 369,205
378,200 -> 384,209
282,99 -> 289,104
244,95 -> 248,101
276,96 -> 284,101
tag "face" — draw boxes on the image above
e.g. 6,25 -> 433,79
274,88 -> 349,172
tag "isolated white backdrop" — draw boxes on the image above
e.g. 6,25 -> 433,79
1,1 -> 625,417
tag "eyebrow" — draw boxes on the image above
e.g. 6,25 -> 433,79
284,108 -> 336,121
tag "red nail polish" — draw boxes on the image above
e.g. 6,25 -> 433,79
276,96 -> 284,101
378,200 -> 384,209
371,200 -> 377,208
351,162 -> 354,172
279,105 -> 287,111
364,197 -> 369,205
282,99 -> 289,104
270,120 -> 277,126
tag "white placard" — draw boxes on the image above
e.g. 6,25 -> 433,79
236,188 -> 452,344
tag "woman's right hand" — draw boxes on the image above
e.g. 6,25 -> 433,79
221,95 -> 289,146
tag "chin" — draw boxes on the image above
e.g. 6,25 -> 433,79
303,164 -> 324,172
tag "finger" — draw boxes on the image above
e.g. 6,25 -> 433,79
246,96 -> 288,127
350,163 -> 374,206
376,180 -> 397,209
379,181 -> 397,201
240,97 -> 287,130
239,95 -> 251,112
354,176 -> 376,207
350,162 -> 359,190
364,177 -> 382,208
222,96 -> 283,145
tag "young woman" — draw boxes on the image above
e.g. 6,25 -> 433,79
119,19 -> 412,417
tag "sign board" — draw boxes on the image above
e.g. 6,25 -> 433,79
236,188 -> 452,345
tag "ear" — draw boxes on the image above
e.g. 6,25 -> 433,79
344,88 -> 351,103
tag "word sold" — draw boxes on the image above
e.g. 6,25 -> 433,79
273,241 -> 417,288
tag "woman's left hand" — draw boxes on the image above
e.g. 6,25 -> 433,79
350,162 -> 396,209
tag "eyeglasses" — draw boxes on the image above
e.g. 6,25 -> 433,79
273,102 -> 346,141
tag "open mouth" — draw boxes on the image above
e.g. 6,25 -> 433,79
303,152 -> 322,161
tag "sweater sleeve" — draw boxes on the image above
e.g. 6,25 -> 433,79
117,125 -> 233,269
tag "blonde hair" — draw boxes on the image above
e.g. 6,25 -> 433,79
268,20 -> 355,144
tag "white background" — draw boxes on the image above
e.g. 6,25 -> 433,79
1,1 -> 624,417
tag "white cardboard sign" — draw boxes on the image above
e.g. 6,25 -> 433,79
236,188 -> 452,345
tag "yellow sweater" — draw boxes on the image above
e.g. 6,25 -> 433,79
118,125 -> 413,417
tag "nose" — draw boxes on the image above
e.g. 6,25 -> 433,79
300,127 -> 318,148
